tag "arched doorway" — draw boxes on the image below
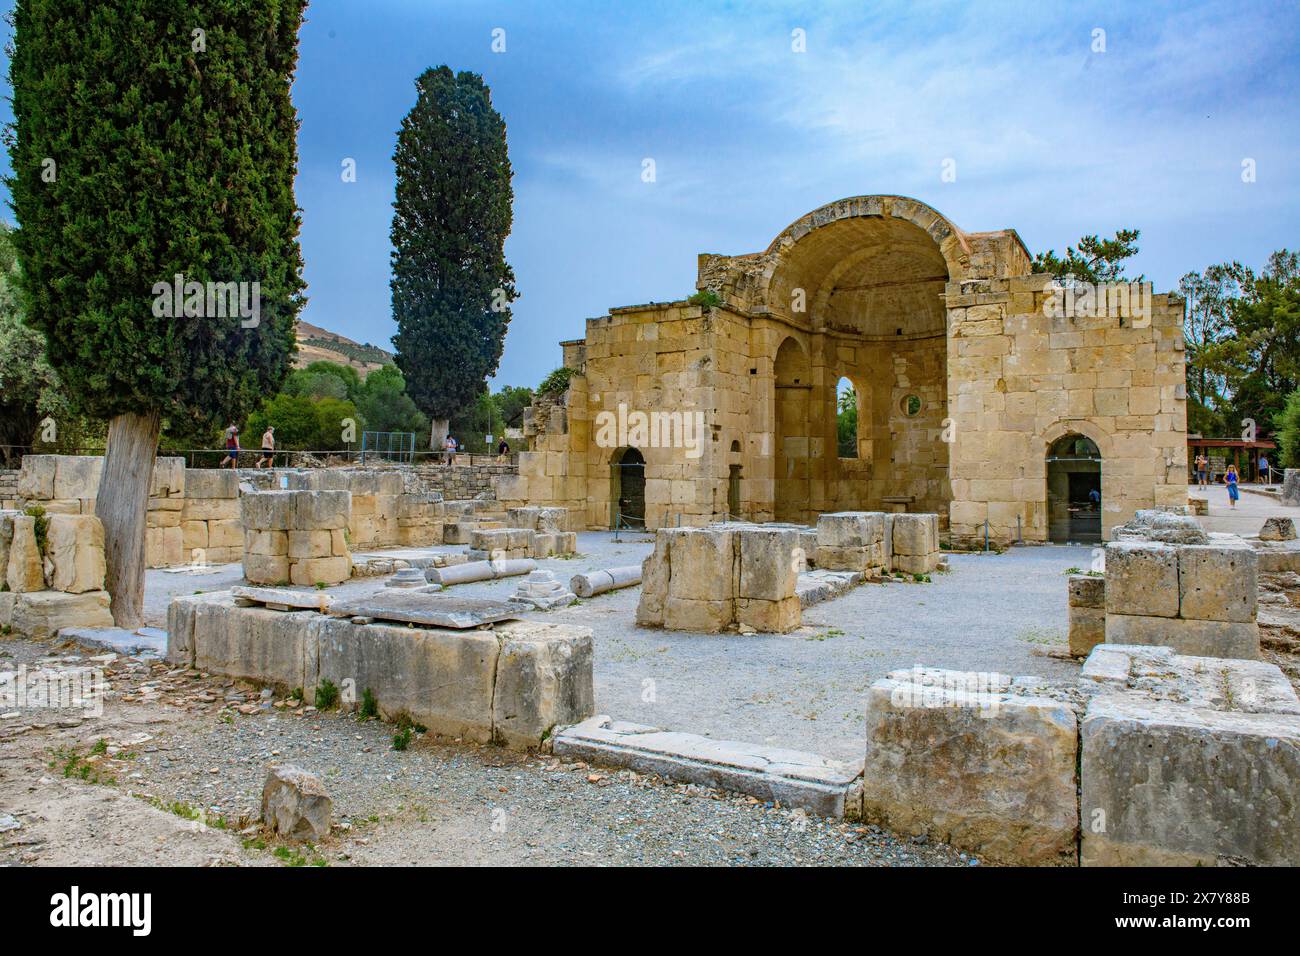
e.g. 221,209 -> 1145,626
774,338 -> 811,522
610,446 -> 646,528
1047,434 -> 1102,543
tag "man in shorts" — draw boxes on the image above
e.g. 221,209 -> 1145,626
257,426 -> 276,468
219,424 -> 241,470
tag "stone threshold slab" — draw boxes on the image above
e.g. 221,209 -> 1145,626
553,715 -> 862,817
60,626 -> 168,658
231,585 -> 332,613
326,591 -> 521,630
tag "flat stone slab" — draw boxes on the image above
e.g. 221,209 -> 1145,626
61,626 -> 168,658
796,569 -> 864,608
231,585 -> 332,613
1081,643 -> 1300,714
327,591 -> 521,629
350,548 -> 452,570
553,715 -> 862,817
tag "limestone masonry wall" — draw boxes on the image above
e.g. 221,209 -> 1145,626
513,195 -> 1188,544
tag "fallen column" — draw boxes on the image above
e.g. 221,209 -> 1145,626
427,557 -> 535,587
569,565 -> 642,598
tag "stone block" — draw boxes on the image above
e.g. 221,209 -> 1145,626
6,515 -> 45,593
814,545 -> 873,573
241,491 -> 296,532
0,511 -> 14,583
736,526 -> 799,602
149,457 -> 185,498
491,620 -> 594,748
816,511 -> 884,550
1177,543 -> 1257,623
294,490 -> 351,530
42,514 -> 105,593
1081,694 -> 1300,866
243,552 -> 290,585
10,590 -> 113,639
664,597 -> 732,633
245,529 -> 288,556
1069,605 -> 1106,657
52,456 -> 102,501
289,555 -> 350,587
1104,541 -> 1178,617
667,527 -> 736,602
634,533 -> 669,626
182,497 -> 240,521
287,529 -> 333,559
16,455 -> 57,500
1105,614 -> 1259,660
891,513 -> 939,556
1260,516 -> 1297,541
862,670 -> 1079,866
735,596 -> 801,633
892,553 -> 939,575
184,468 -> 239,499
1067,574 -> 1105,608
207,518 -> 243,550
190,600 -> 322,690
317,616 -> 499,743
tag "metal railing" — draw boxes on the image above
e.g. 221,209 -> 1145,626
0,444 -> 518,470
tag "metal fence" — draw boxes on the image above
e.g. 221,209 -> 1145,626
0,444 -> 517,470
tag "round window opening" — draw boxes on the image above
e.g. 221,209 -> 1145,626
901,395 -> 922,417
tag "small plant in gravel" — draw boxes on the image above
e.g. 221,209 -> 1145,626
90,738 -> 108,756
392,726 -> 412,751
272,845 -> 325,867
314,581 -> 328,590
50,746 -> 115,785
911,573 -> 931,583
315,679 -> 339,709
358,688 -> 379,720
242,836 -> 267,851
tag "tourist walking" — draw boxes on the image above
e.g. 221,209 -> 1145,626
1259,454 -> 1270,483
497,437 -> 510,461
1225,463 -> 1240,508
444,434 -> 458,466
257,426 -> 276,469
1194,453 -> 1208,488
219,424 -> 241,470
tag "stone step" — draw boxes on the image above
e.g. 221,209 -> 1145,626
553,715 -> 862,817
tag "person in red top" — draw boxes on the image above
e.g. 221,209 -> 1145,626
219,424 -> 241,471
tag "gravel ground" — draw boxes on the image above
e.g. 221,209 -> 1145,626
0,639 -> 975,866
144,532 -> 1089,762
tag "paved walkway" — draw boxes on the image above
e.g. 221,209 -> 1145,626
1187,481 -> 1298,536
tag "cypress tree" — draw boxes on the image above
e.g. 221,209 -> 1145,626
390,66 -> 517,449
7,1 -> 307,624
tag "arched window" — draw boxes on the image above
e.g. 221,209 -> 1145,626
836,377 -> 858,458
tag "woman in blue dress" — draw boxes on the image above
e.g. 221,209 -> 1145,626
1225,464 -> 1240,509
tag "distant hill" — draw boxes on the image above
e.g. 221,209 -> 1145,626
294,320 -> 394,377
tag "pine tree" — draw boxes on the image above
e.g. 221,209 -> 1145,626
390,66 -> 517,449
7,1 -> 307,624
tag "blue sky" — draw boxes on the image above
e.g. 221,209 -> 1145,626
3,0 -> 1298,389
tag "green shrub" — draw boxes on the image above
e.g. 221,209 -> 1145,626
392,726 -> 412,751
314,679 -> 339,710
359,688 -> 378,720
687,288 -> 723,308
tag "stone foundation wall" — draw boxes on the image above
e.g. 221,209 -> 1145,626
413,462 -> 515,501
0,469 -> 18,510
166,593 -> 594,750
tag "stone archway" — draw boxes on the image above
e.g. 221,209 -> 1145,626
759,198 -> 956,518
1047,433 -> 1102,543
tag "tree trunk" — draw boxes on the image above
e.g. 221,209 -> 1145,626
430,417 -> 449,457
96,409 -> 162,627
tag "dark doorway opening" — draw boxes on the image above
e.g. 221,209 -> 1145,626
611,447 -> 646,528
1047,434 -> 1102,543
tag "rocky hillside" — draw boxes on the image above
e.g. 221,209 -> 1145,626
294,320 -> 393,377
